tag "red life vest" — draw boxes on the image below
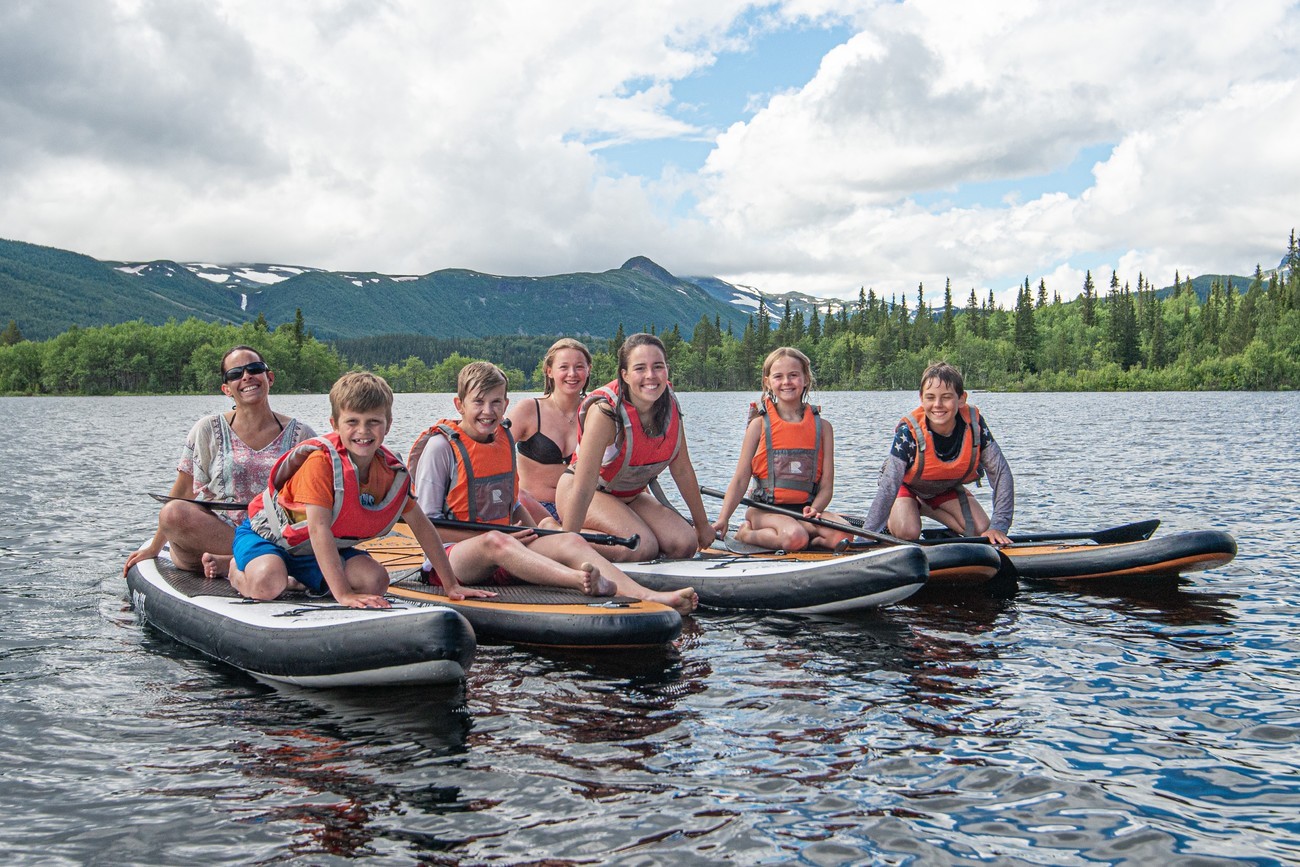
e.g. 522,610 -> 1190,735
408,419 -> 518,524
247,432 -> 409,555
900,404 -> 983,497
577,380 -> 681,498
750,396 -> 823,505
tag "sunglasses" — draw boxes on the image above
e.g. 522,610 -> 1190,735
223,361 -> 271,383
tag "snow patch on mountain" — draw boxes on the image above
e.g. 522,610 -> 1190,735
110,254 -> 845,324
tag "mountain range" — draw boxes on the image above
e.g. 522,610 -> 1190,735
0,235 -> 1272,343
0,236 -> 845,343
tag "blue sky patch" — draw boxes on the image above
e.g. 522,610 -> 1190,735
598,18 -> 854,180
913,142 -> 1116,211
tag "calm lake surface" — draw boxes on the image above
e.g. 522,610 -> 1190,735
0,390 -> 1296,865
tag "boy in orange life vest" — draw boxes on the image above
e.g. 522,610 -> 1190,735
710,347 -> 853,552
861,362 -> 1014,544
229,371 -> 491,609
410,361 -> 697,614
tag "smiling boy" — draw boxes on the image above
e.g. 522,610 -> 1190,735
861,362 -> 1014,544
228,371 -> 489,608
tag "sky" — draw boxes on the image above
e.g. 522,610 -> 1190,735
1,0 -> 1297,308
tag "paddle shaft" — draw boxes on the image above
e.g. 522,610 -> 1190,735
430,517 -> 640,550
920,519 -> 1160,546
148,494 -> 641,550
148,494 -> 249,511
700,486 -> 912,546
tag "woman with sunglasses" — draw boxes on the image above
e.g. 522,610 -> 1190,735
124,346 -> 315,579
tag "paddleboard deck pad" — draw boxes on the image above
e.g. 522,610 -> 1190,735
361,532 -> 682,648
127,556 -> 476,688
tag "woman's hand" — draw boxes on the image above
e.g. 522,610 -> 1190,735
123,538 -> 164,575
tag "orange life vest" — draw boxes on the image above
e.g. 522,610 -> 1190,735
577,380 -> 681,498
408,419 -> 518,524
247,432 -> 409,555
750,396 -> 823,505
900,404 -> 983,497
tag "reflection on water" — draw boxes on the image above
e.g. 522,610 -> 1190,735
0,392 -> 1298,864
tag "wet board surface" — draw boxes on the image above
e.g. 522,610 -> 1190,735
127,556 -> 475,687
619,543 -> 929,614
360,530 -> 682,648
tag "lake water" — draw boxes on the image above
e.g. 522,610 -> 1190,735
0,390 -> 1296,865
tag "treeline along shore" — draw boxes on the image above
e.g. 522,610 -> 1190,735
2,237 -> 1298,395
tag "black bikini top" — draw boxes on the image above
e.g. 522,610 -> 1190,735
516,398 -> 573,466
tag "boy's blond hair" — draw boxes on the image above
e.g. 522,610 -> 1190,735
457,361 -> 508,399
919,361 -> 965,396
329,371 -> 394,422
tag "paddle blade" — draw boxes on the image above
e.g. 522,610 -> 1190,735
1089,519 -> 1160,543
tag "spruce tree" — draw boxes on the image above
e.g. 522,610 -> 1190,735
1115,282 -> 1140,369
965,288 -> 981,339
1014,279 -> 1037,371
941,278 -> 956,346
1220,278 -> 1237,353
756,301 -> 771,353
895,294 -> 910,351
0,319 -> 22,346
1148,308 -> 1167,369
912,282 -> 930,349
1081,270 -> 1096,326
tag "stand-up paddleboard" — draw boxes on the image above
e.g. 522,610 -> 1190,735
913,520 -> 1238,583
706,534 -> 1000,590
999,530 -> 1238,583
619,544 -> 929,614
360,530 -> 682,648
127,556 -> 476,688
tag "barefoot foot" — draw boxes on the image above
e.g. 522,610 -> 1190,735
580,562 -> 617,597
647,587 -> 697,615
201,552 -> 233,578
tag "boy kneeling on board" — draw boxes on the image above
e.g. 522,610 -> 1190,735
228,371 -> 491,608
862,361 -> 1014,545
410,361 -> 697,615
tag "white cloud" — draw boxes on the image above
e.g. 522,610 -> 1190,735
698,0 -> 1300,299
0,0 -> 1295,308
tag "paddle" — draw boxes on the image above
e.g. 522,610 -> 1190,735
917,519 -> 1161,546
699,486 -> 912,546
429,517 -> 641,550
147,494 -> 642,550
148,494 -> 248,511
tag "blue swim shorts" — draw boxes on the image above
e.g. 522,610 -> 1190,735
232,521 -> 368,595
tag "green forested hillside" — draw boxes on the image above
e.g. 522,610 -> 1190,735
0,239 -> 254,339
0,235 -> 751,341
245,257 -> 751,339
